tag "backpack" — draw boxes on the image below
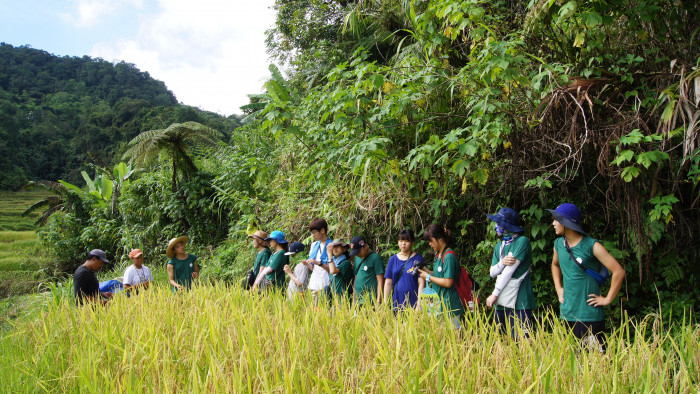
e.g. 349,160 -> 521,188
442,250 -> 478,312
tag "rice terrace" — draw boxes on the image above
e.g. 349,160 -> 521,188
0,0 -> 699,392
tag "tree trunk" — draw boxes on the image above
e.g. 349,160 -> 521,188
172,158 -> 178,193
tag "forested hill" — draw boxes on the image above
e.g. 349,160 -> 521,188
0,43 -> 242,189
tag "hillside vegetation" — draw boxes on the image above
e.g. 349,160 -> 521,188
6,1 -> 699,325
0,43 -> 243,189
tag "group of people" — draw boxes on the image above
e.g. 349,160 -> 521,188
72,236 -> 198,305
73,203 -> 625,348
242,204 -> 625,346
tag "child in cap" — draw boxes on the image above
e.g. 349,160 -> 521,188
548,203 -> 625,351
252,231 -> 289,292
326,239 -> 354,302
485,208 -> 536,339
350,235 -> 385,306
283,241 -> 309,300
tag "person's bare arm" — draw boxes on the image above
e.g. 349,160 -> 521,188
328,261 -> 340,275
588,242 -> 626,307
418,269 -> 454,288
383,278 -> 393,305
376,275 -> 384,304
192,259 -> 199,279
283,265 -> 303,288
551,247 -> 564,303
416,277 -> 426,310
168,264 -> 182,290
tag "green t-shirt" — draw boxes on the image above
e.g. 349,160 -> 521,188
168,254 -> 197,290
555,236 -> 604,322
330,257 -> 353,299
490,236 -> 536,310
430,249 -> 465,318
266,250 -> 288,288
253,248 -> 272,276
354,251 -> 384,303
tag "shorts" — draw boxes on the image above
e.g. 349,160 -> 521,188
565,320 -> 606,352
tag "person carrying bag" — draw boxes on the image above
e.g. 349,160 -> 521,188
484,208 -> 537,339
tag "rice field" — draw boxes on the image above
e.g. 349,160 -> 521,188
0,190 -> 51,298
0,189 -> 48,232
1,282 -> 697,393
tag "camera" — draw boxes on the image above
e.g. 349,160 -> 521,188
410,260 -> 428,276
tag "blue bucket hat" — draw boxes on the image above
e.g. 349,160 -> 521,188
546,203 -> 586,235
265,230 -> 289,244
486,207 -> 524,233
284,241 -> 305,255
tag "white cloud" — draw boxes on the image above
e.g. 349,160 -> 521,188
61,0 -> 143,27
90,0 -> 277,115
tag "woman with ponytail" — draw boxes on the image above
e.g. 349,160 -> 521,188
417,224 -> 464,328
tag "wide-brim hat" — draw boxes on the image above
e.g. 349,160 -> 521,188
248,230 -> 269,242
330,238 -> 349,248
264,230 -> 288,244
546,203 -> 586,235
486,207 -> 524,233
166,236 -> 188,258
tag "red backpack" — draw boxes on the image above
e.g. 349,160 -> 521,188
442,250 -> 478,312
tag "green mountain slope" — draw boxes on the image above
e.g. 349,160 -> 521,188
0,43 -> 241,189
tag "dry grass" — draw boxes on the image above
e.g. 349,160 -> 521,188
0,283 -> 698,392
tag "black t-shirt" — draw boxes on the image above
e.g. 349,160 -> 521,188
73,265 -> 99,306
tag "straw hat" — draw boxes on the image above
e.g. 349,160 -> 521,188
247,230 -> 269,244
166,236 -> 188,258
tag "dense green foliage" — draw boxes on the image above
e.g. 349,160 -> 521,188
0,43 -> 243,189
21,0 -> 699,326
253,0 -> 700,320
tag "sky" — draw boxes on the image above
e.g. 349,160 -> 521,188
0,0 -> 278,116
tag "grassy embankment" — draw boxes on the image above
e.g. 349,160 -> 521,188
0,189 -> 53,294
0,189 -> 52,329
0,282 -> 698,392
0,189 -> 52,294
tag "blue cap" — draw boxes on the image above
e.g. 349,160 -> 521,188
486,207 -> 524,233
284,241 -> 305,255
265,230 -> 288,244
546,203 -> 586,235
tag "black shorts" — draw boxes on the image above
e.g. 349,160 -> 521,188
565,320 -> 606,351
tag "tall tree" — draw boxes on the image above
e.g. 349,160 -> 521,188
122,122 -> 222,192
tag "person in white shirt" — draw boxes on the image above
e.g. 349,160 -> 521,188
302,218 -> 333,301
123,248 -> 153,295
